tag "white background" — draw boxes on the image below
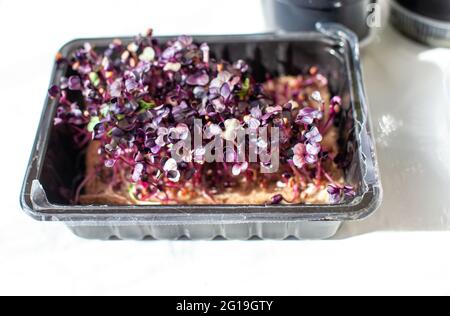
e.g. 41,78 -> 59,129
1,0 -> 450,296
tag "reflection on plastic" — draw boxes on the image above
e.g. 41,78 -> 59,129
376,114 -> 403,147
336,26 -> 450,238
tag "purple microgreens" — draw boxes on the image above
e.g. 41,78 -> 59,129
331,96 -> 342,108
244,115 -> 261,130
132,163 -> 144,183
186,72 -> 210,86
305,126 -> 323,144
320,95 -> 342,134
292,143 -> 306,169
261,105 -> 282,121
204,123 -> 222,139
327,184 -> 356,204
155,127 -> 169,147
233,60 -> 249,73
250,106 -> 262,119
315,74 -> 328,87
223,118 -> 241,141
343,185 -> 356,198
311,91 -> 324,104
193,147 -> 206,164
327,184 -> 341,204
163,158 -> 181,183
232,161 -> 249,176
109,79 -> 123,98
105,159 -> 116,168
125,77 -> 139,93
68,76 -> 82,91
269,194 -> 284,205
306,141 -> 321,154
212,98 -> 226,113
209,71 -> 241,98
171,123 -> 190,141
220,83 -> 232,100
48,85 -> 60,98
51,28 -> 352,205
296,107 -> 323,125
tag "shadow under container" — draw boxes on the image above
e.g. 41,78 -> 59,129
20,24 -> 382,240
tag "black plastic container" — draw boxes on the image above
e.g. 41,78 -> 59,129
20,24 -> 382,240
263,0 -> 377,40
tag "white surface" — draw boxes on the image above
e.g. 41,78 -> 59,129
1,0 -> 450,296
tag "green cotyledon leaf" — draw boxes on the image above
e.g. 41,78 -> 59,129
87,116 -> 100,132
238,77 -> 250,100
139,100 -> 156,111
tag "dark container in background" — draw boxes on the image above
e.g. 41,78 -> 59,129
391,0 -> 450,47
395,0 -> 450,22
263,0 -> 378,41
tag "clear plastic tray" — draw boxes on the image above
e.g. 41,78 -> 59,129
20,24 -> 382,240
